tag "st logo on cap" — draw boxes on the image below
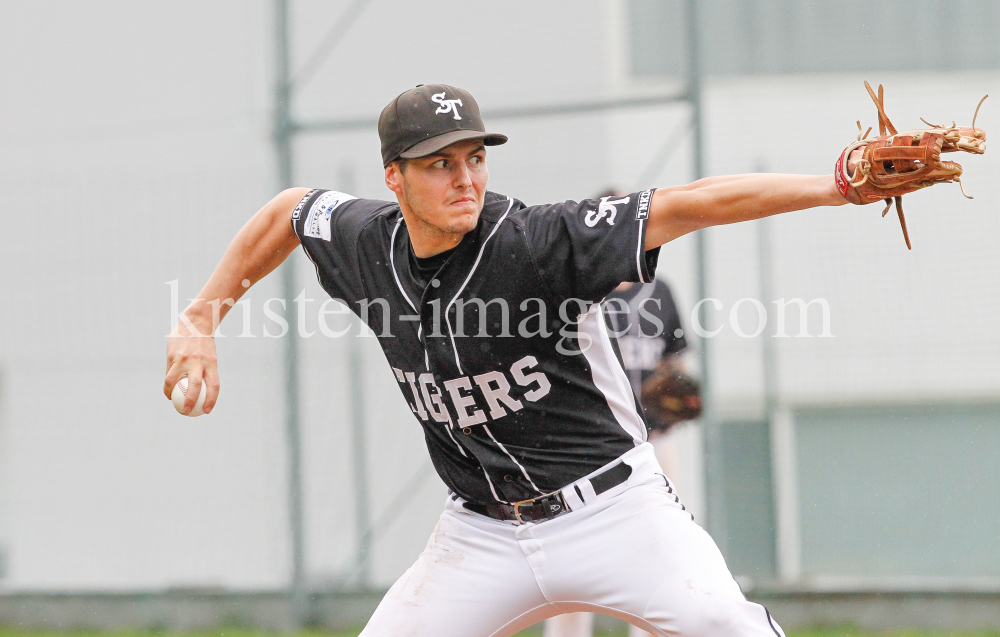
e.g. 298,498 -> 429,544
431,92 -> 464,119
379,84 -> 508,167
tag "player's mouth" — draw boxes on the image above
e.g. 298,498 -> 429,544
448,197 -> 480,214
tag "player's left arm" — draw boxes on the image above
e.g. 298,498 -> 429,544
644,173 -> 847,249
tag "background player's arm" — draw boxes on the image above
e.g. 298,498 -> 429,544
644,173 -> 846,248
163,187 -> 309,414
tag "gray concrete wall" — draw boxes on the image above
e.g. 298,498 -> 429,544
1,590 -> 999,633
752,591 -> 1000,633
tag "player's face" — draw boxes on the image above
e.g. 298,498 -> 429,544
385,140 -> 488,247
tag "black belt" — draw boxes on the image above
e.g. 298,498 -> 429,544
463,461 -> 633,524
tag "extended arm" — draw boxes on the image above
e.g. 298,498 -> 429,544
163,187 -> 309,414
644,173 -> 847,249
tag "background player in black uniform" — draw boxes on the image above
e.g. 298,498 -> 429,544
607,280 -> 687,401
164,84 -> 855,636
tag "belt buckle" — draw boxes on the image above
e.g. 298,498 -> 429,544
512,493 -> 567,524
511,499 -> 534,525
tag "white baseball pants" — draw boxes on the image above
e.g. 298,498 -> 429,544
542,430 -> 684,637
359,444 -> 784,637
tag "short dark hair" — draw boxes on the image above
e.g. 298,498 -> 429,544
393,158 -> 410,173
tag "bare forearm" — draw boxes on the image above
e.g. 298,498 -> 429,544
645,174 -> 845,248
185,188 -> 307,332
163,188 -> 307,411
667,173 -> 760,191
681,173 -> 846,222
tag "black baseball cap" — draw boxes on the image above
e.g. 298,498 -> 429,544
378,84 -> 508,167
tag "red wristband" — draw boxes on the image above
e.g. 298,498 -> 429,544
834,150 -> 850,198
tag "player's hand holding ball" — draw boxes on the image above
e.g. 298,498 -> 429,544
164,305 -> 220,417
171,376 -> 207,416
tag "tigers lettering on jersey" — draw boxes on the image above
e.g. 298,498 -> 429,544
392,355 -> 551,426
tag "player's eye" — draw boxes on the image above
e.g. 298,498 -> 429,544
431,159 -> 447,169
470,155 -> 483,165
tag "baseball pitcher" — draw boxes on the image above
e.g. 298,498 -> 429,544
164,83 -> 985,636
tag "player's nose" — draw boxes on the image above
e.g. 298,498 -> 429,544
452,161 -> 473,189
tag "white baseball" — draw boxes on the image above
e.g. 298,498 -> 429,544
171,376 -> 207,417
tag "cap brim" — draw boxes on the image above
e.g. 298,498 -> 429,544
398,129 -> 508,160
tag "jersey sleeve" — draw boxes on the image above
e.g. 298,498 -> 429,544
290,189 -> 389,304
521,189 -> 660,303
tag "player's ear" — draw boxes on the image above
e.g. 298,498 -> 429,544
385,162 -> 405,196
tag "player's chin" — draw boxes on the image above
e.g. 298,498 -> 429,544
447,218 -> 479,235
442,206 -> 481,233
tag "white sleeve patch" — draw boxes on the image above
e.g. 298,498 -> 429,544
303,191 -> 357,241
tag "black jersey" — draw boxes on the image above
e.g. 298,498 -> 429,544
603,280 -> 687,399
292,188 -> 659,505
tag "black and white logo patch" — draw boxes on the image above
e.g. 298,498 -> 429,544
636,189 -> 652,221
291,189 -> 320,221
585,196 -> 630,228
304,191 -> 356,241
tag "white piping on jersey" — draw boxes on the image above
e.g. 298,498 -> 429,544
444,197 -> 516,374
389,217 -> 430,369
635,217 -> 649,283
389,218 -> 419,314
578,303 -> 648,444
445,423 -> 468,456
483,425 -> 543,494
391,217 -> 463,454
390,200 -> 522,505
482,467 -> 508,504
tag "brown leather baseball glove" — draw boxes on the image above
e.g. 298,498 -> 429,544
640,358 -> 702,433
835,81 -> 987,249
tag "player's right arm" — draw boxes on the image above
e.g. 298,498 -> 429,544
163,187 -> 309,414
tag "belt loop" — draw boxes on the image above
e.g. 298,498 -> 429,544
577,479 -> 599,504
561,483 -> 584,511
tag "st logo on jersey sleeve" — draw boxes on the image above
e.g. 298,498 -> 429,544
584,196 -> 630,227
